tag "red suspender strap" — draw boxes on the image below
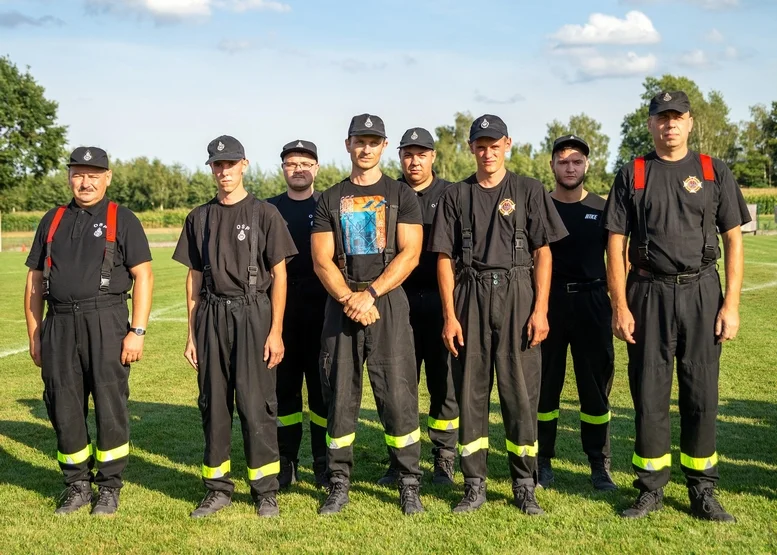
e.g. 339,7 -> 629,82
43,206 -> 67,298
99,201 -> 119,293
46,207 -> 67,254
634,157 -> 646,190
106,201 -> 118,243
700,154 -> 714,182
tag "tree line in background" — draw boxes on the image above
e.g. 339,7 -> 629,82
2,55 -> 777,215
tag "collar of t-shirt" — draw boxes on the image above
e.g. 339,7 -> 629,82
68,196 -> 109,215
465,171 -> 509,193
211,191 -> 255,208
399,172 -> 440,197
645,150 -> 695,166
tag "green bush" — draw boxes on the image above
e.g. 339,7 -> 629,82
1,208 -> 191,232
0,211 -> 46,232
742,193 -> 776,215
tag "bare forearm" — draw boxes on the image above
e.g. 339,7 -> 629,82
607,234 -> 629,309
370,249 -> 420,296
270,267 -> 287,334
532,247 -> 551,314
186,270 -> 202,340
722,228 -> 744,308
314,258 -> 352,302
438,255 -> 457,321
24,270 -> 44,340
130,270 -> 153,329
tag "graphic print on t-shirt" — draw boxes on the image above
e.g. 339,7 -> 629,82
340,195 -> 387,255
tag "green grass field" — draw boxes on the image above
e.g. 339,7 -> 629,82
1,239 -> 776,554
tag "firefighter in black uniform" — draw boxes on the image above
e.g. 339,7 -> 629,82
23,146 -> 154,515
376,127 -> 458,487
537,135 -> 616,491
603,92 -> 750,521
311,114 -> 425,515
429,115 -> 567,515
267,139 -> 328,489
174,135 -> 298,518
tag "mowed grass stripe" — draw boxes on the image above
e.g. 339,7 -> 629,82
0,237 -> 775,554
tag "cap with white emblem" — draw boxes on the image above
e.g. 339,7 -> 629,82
469,114 -> 508,142
348,114 -> 386,138
67,146 -> 110,170
398,127 -> 435,150
206,135 -> 245,165
280,139 -> 318,161
649,90 -> 691,116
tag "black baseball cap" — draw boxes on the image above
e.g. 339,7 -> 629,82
67,146 -> 110,170
398,127 -> 435,150
206,135 -> 245,165
649,91 -> 691,116
348,114 -> 386,138
552,135 -> 590,157
469,114 -> 508,142
280,139 -> 318,161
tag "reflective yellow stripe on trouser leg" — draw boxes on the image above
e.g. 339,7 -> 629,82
580,411 -> 611,425
681,452 -> 719,471
277,412 -> 303,427
248,461 -> 281,481
57,444 -> 94,465
202,460 -> 231,479
632,453 -> 671,471
427,416 -> 459,431
326,432 -> 356,449
309,411 -> 327,428
505,440 -> 538,457
95,442 -> 130,462
537,410 -> 560,422
458,437 -> 489,457
385,428 -> 421,448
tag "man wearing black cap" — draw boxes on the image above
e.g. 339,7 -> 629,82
536,135 -> 616,492
267,140 -> 329,489
375,127 -> 458,487
603,91 -> 750,521
174,135 -> 298,518
23,146 -> 153,515
429,114 -> 567,515
311,114 -> 425,515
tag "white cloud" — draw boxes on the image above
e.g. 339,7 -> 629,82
620,0 -> 739,9
724,46 -> 741,60
474,92 -> 525,105
706,28 -> 725,42
575,51 -> 657,81
551,11 -> 660,46
217,39 -> 253,53
85,0 -> 290,22
678,49 -> 714,68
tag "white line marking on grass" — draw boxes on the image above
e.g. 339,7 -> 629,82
151,318 -> 188,323
742,280 -> 777,292
149,304 -> 186,321
0,347 -> 27,359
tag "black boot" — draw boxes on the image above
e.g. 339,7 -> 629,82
453,479 -> 487,513
190,490 -> 232,518
688,485 -> 736,523
55,481 -> 93,515
313,456 -> 329,489
377,464 -> 400,486
621,488 -> 664,519
513,483 -> 545,516
91,486 -> 120,516
278,456 -> 297,490
591,458 -> 617,491
432,449 -> 455,485
319,477 -> 350,515
398,478 -> 424,515
255,494 -> 280,518
537,456 -> 554,489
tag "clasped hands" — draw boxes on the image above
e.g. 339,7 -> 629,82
339,290 -> 380,326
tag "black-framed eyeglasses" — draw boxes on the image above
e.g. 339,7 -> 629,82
282,162 -> 316,171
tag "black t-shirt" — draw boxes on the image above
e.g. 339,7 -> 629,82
550,194 -> 607,283
25,197 -> 152,303
603,150 -> 752,274
429,171 -> 568,272
173,193 -> 298,296
311,175 -> 423,283
401,175 -> 451,291
266,191 -> 320,282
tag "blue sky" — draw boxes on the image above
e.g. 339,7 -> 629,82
1,0 -> 776,172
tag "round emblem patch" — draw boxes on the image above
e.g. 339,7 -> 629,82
683,176 -> 702,194
498,198 -> 516,216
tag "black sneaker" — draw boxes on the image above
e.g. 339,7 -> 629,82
55,481 -> 93,515
621,488 -> 664,519
537,456 -> 554,489
313,457 -> 329,489
591,458 -> 617,491
453,480 -> 486,513
91,486 -> 120,516
689,485 -> 736,523
190,490 -> 232,518
432,450 -> 455,485
319,477 -> 350,515
255,494 -> 280,518
399,478 -> 424,515
278,456 -> 297,490
513,483 -> 545,516
377,465 -> 400,487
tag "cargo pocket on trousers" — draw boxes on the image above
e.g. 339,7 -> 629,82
266,399 -> 278,419
319,352 -> 332,391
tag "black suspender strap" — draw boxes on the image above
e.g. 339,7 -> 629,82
248,200 -> 260,294
699,154 -> 717,266
329,183 -> 348,279
382,181 -> 400,267
460,181 -> 473,268
633,157 -> 650,267
197,204 -> 214,294
98,201 -> 119,294
512,182 -> 529,268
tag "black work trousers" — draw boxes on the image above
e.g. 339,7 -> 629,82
453,266 -> 540,486
41,294 -> 131,489
320,288 -> 422,482
538,283 -> 614,462
276,280 -> 328,464
406,287 -> 459,454
626,266 -> 722,492
196,291 -> 279,498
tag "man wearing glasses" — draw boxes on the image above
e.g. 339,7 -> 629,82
267,140 -> 329,490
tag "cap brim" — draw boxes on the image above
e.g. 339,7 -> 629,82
205,153 -> 245,165
67,161 -> 109,170
280,147 -> 318,161
650,103 -> 690,116
553,140 -> 590,157
397,142 -> 435,150
469,129 -> 507,142
349,130 -> 387,138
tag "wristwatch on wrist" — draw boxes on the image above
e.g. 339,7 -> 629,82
130,327 -> 146,336
367,285 -> 379,299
